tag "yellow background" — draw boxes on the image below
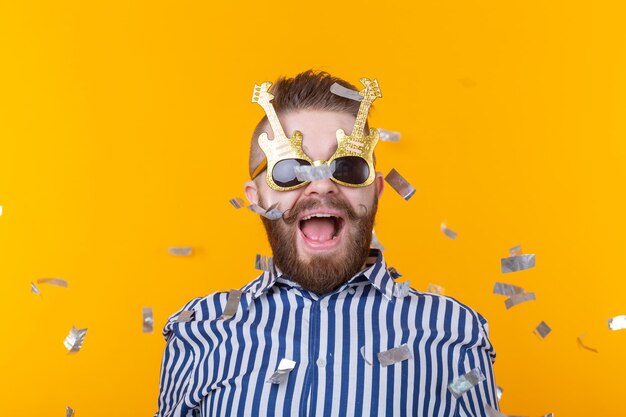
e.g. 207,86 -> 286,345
1,1 -> 625,416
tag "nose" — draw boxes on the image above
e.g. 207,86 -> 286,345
302,174 -> 339,197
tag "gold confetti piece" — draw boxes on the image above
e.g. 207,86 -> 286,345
448,368 -> 485,398
66,406 -> 75,417
168,247 -> 193,256
441,222 -> 458,239
501,254 -> 536,273
393,281 -> 411,298
31,282 -> 41,295
64,326 -> 88,353
493,282 -> 525,296
608,315 -> 626,330
377,128 -> 401,142
577,334 -> 599,353
385,168 -> 416,201
37,278 -> 68,288
427,283 -> 445,295
267,358 -> 296,384
219,290 -> 243,320
294,164 -> 334,182
496,385 -> 504,401
509,245 -> 522,256
388,267 -> 402,279
371,230 -> 385,251
504,292 -> 536,309
142,307 -> 154,333
329,82 -> 363,101
255,254 -> 273,271
229,197 -> 246,209
360,345 -> 373,366
247,204 -> 283,220
177,310 -> 195,322
377,344 -> 413,366
534,321 -> 552,339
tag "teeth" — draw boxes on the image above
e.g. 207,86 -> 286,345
302,213 -> 337,221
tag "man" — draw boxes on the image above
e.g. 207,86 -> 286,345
155,71 -> 499,417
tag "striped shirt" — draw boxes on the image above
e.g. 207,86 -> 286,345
155,250 -> 499,417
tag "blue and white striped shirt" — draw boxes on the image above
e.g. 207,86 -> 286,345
155,251 -> 499,417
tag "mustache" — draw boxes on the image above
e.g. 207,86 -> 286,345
282,197 -> 368,225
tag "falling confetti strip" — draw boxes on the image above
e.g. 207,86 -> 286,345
64,326 -> 88,353
493,282 -> 524,296
229,197 -> 246,208
219,290 -> 243,320
142,307 -> 154,333
427,283 -> 445,295
360,345 -> 373,366
294,164 -> 334,182
501,254 -> 536,273
248,204 -> 283,220
576,334 -> 598,353
496,386 -> 503,401
388,267 -> 402,279
385,168 -> 416,201
66,406 -> 75,417
37,278 -> 68,288
377,128 -> 401,142
371,230 -> 385,251
393,281 -> 411,298
168,247 -> 193,256
509,245 -> 522,256
177,310 -> 195,323
31,282 -> 41,295
377,344 -> 413,366
330,82 -> 363,101
534,321 -> 552,339
448,368 -> 485,398
441,222 -> 458,240
504,292 -> 536,309
255,254 -> 273,271
267,358 -> 296,384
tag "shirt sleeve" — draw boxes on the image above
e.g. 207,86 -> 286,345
454,312 -> 500,417
154,299 -> 202,417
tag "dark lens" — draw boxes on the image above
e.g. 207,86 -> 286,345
272,159 -> 310,187
331,156 -> 370,185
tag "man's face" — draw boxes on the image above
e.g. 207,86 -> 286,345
245,110 -> 384,294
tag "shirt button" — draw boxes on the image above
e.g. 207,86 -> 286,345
316,357 -> 326,367
347,287 -> 356,295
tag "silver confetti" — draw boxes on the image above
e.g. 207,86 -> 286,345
168,247 -> 193,256
388,267 -> 402,279
229,197 -> 246,209
247,203 -> 283,220
330,82 -> 363,101
37,278 -> 68,288
448,368 -> 486,398
509,245 -> 522,256
501,254 -> 536,273
31,282 -> 41,295
427,283 -> 445,295
485,405 -> 508,417
142,307 -> 154,333
608,315 -> 626,330
541,413 -> 554,417
496,385 -> 504,401
64,326 -> 88,353
441,222 -> 458,240
576,334 -> 598,353
377,128 -> 401,142
267,358 -> 296,384
177,310 -> 195,322
371,230 -> 385,251
360,345 -> 373,366
493,282 -> 525,296
294,164 -> 334,182
66,406 -> 75,417
534,321 -> 552,339
255,254 -> 273,271
377,344 -> 413,366
385,168 -> 416,201
504,292 -> 536,309
393,281 -> 411,298
219,290 -> 243,320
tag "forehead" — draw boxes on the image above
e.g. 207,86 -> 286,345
279,110 -> 356,158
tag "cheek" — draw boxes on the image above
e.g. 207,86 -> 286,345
259,189 -> 301,211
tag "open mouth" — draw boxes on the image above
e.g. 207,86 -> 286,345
298,213 -> 345,245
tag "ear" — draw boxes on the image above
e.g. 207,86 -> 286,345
244,180 -> 260,205
374,171 -> 385,198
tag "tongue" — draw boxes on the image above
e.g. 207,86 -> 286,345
301,218 -> 336,242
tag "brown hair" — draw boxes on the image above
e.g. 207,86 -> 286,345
248,70 -> 370,178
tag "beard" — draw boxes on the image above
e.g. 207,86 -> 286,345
260,194 -> 377,295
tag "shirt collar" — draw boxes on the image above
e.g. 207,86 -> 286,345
245,249 -> 404,301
